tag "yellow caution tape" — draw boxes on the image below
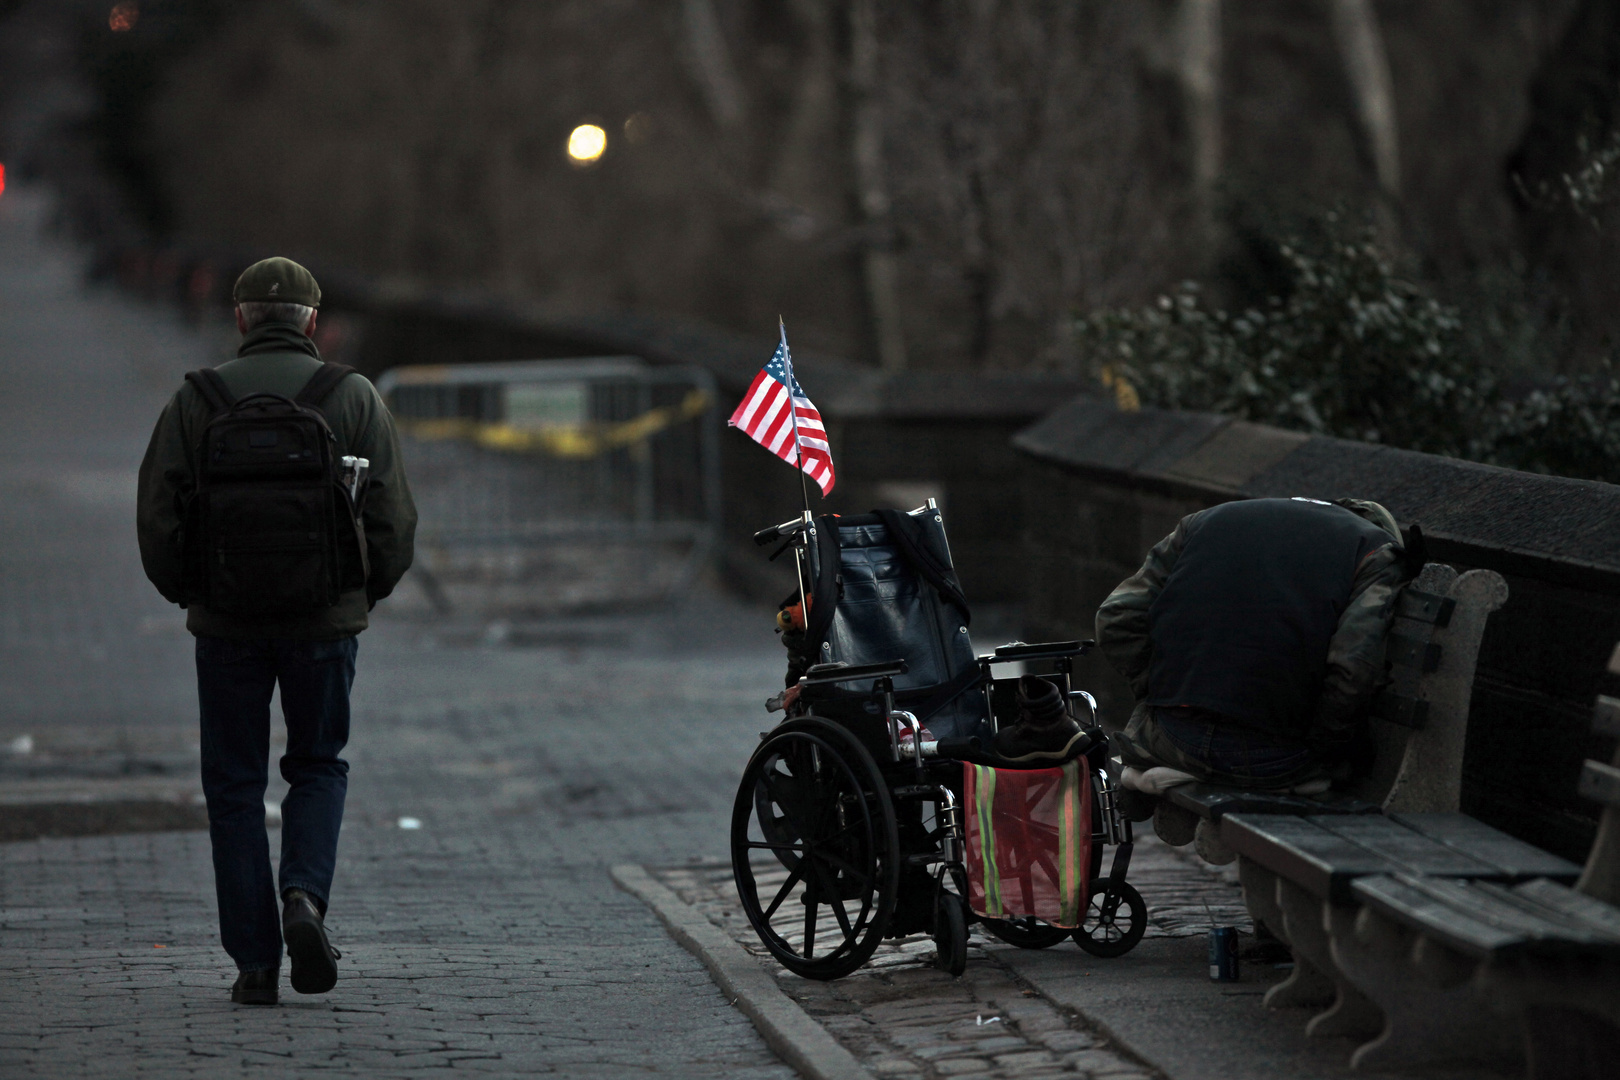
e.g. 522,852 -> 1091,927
396,388 -> 711,459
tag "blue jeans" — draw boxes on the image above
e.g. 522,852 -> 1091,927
196,636 -> 357,972
1154,707 -> 1313,782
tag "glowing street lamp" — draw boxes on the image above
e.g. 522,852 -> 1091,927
567,124 -> 606,165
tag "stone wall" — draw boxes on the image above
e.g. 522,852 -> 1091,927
1014,400 -> 1620,862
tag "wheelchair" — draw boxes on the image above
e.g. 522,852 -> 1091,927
729,501 -> 1146,980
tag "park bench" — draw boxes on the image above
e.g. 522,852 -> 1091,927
1223,811 -> 1581,1070
1153,562 -> 1507,863
1216,641 -> 1620,1075
1328,651 -> 1620,1078
1132,561 -> 1553,1063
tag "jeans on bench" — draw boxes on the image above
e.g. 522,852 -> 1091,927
1117,706 -> 1318,788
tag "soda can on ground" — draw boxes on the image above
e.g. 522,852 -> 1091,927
1208,926 -> 1240,981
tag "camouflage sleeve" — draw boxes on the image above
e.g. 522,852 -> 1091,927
135,391 -> 194,606
1095,515 -> 1193,699
1310,544 -> 1407,748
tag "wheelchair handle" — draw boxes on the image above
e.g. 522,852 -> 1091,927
753,515 -> 812,546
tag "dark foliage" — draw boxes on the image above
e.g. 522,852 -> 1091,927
1074,217 -> 1620,483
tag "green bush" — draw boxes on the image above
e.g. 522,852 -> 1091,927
1486,368 -> 1620,480
1072,221 -> 1620,482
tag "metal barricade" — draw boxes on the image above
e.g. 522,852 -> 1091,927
375,357 -> 720,617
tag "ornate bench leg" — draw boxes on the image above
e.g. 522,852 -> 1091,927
1325,905 -> 1522,1073
1273,878 -> 1382,1039
1237,857 -> 1335,1009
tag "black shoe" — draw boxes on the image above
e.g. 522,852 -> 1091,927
993,723 -> 1088,762
282,889 -> 340,995
231,967 -> 279,1006
992,676 -> 1086,762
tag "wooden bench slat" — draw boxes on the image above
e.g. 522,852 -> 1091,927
1594,694 -> 1620,738
1385,631 -> 1443,674
1578,759 -> 1620,807
1165,784 -> 1377,822
1388,812 -> 1583,882
1353,874 -> 1620,962
1369,690 -> 1429,729
1222,814 -> 1405,903
1311,814 -> 1503,878
1394,588 -> 1455,627
1513,878 -> 1620,939
1351,874 -> 1528,959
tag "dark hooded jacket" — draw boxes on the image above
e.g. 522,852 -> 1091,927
136,322 -> 416,639
1094,498 -> 1408,751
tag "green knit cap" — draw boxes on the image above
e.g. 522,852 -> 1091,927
233,257 -> 321,308
1335,498 -> 1401,542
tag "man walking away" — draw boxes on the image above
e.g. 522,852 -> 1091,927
137,258 -> 416,1005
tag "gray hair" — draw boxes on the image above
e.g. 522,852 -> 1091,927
237,301 -> 315,331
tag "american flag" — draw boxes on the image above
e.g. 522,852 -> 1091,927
728,326 -> 835,496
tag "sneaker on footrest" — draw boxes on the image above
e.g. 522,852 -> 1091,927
1120,765 -> 1198,794
992,675 -> 1087,763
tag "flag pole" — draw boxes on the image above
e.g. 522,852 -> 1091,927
780,317 -> 814,522
780,317 -> 815,628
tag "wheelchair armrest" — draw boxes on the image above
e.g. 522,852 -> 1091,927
800,659 -> 908,687
979,640 -> 1094,664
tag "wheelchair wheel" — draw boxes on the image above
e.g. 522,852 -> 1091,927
981,917 -> 1071,950
933,888 -> 968,976
731,717 -> 900,980
1073,879 -> 1147,957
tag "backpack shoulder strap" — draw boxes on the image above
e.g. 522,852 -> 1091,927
874,507 -> 972,626
184,368 -> 235,415
802,515 -> 844,654
294,362 -> 356,408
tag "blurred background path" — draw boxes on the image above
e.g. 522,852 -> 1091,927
0,186 -> 795,1077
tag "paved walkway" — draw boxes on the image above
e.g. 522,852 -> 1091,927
0,186 -> 796,1077
0,186 -> 1518,1080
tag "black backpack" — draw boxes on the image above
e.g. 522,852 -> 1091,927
182,363 -> 367,616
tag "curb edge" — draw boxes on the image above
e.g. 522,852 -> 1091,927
611,863 -> 873,1080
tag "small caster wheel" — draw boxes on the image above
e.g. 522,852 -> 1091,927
933,889 -> 969,976
1073,880 -> 1146,957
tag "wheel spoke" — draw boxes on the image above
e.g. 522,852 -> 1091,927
803,898 -> 817,959
760,771 -> 819,846
762,861 -> 807,921
802,854 -> 855,940
746,841 -> 808,854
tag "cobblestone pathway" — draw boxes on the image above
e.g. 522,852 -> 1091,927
649,835 -> 1250,1079
0,187 -> 799,1077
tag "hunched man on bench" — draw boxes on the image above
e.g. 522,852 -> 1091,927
1095,497 -> 1414,833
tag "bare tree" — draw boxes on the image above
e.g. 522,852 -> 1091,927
681,0 -> 745,131
1177,0 -> 1223,227
849,0 -> 907,371
1330,0 -> 1400,197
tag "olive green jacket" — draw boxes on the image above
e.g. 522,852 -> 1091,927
1094,499 -> 1408,750
136,322 -> 417,639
